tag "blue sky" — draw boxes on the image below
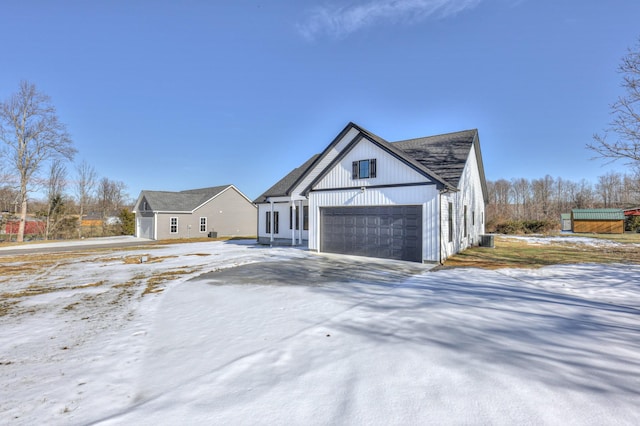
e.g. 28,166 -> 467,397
1,0 -> 638,201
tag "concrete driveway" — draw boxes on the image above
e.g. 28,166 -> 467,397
194,252 -> 434,287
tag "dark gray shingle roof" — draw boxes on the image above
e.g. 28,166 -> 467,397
254,154 -> 321,203
256,123 -> 485,202
392,129 -> 478,188
142,185 -> 232,212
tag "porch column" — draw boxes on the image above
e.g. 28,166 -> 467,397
270,201 -> 274,245
291,201 -> 296,246
298,200 -> 303,245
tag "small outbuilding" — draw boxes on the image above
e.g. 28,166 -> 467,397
571,208 -> 624,234
560,213 -> 572,232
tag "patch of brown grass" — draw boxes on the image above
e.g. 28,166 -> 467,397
142,269 -> 194,296
1,280 -> 108,299
443,236 -> 640,269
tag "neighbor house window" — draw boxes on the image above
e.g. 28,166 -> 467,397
170,217 -> 178,233
448,203 -> 453,242
266,211 -> 279,234
200,217 -> 207,233
352,159 -> 377,179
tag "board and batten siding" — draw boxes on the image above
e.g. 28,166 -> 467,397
313,137 -> 433,190
289,127 -> 361,196
440,144 -> 485,260
309,185 -> 440,262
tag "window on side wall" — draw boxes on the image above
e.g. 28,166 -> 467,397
170,217 -> 178,233
266,211 -> 279,234
273,211 -> 279,234
290,206 -> 309,231
289,207 -> 299,230
352,159 -> 377,179
200,217 -> 207,233
266,211 -> 271,233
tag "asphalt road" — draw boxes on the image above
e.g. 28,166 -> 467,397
0,237 -> 155,256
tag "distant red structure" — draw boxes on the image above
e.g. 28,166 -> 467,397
4,220 -> 46,235
624,207 -> 640,216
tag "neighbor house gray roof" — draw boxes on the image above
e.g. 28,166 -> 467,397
254,154 -> 321,203
140,185 -> 233,212
572,208 -> 624,220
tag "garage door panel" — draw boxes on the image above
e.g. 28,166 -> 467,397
320,206 -> 422,262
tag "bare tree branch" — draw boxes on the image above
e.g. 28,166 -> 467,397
589,37 -> 640,167
0,81 -> 76,242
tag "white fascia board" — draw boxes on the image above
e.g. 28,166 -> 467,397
265,196 -> 295,203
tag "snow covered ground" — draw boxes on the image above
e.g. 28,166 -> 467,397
1,238 -> 639,425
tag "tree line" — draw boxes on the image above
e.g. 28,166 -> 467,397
0,81 -> 133,242
486,171 -> 640,232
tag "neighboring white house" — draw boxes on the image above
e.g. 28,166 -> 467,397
133,185 -> 257,240
255,122 -> 488,263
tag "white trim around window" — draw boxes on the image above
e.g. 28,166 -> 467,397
199,217 -> 207,233
170,217 -> 178,233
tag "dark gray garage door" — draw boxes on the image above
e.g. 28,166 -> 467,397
320,205 -> 422,262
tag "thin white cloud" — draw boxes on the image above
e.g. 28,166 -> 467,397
297,0 -> 483,40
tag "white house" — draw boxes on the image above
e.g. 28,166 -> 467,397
255,122 -> 487,263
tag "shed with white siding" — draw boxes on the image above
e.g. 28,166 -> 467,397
255,122 -> 488,263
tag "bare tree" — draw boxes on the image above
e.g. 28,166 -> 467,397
511,178 -> 530,220
531,175 -> 554,219
0,81 -> 76,242
589,37 -> 640,168
75,160 -> 97,238
96,177 -> 127,234
596,172 -> 623,207
573,179 -> 595,209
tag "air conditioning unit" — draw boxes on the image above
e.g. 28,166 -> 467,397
479,234 -> 494,248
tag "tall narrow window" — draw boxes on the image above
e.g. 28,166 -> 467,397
266,211 -> 279,234
170,217 -> 178,234
303,206 -> 309,231
289,207 -> 300,230
464,205 -> 468,238
448,202 -> 453,242
200,217 -> 207,233
273,211 -> 279,234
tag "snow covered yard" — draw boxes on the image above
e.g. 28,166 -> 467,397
1,239 -> 639,425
